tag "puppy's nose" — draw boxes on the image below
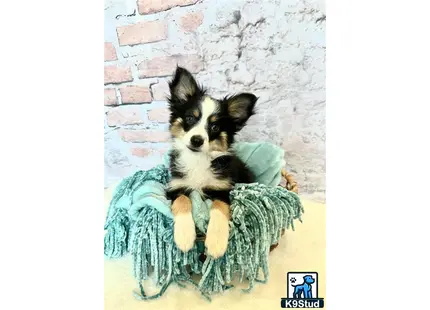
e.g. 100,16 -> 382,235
190,135 -> 204,148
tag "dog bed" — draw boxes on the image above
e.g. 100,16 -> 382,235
104,142 -> 303,301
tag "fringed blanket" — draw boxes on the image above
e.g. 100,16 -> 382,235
104,142 -> 304,301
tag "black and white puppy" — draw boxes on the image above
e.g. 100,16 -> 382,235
166,66 -> 257,258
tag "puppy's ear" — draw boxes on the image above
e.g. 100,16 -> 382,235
168,66 -> 202,104
225,93 -> 257,130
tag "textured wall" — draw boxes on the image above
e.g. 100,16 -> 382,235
104,0 -> 326,202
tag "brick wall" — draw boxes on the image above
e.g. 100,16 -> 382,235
104,0 -> 326,202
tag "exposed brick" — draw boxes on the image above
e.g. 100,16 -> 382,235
119,129 -> 170,142
131,147 -> 152,157
131,147 -> 168,157
138,54 -> 203,78
138,0 -> 198,14
151,80 -> 169,101
119,86 -> 152,104
148,107 -> 170,123
104,65 -> 133,85
104,42 -> 117,61
117,20 -> 167,46
180,11 -> 204,32
104,89 -> 118,106
106,106 -> 144,127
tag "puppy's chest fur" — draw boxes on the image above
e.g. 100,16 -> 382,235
169,149 -> 231,191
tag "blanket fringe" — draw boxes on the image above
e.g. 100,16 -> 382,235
104,167 -> 304,301
104,208 -> 130,258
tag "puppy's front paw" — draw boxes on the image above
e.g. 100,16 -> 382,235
205,209 -> 229,259
174,212 -> 196,252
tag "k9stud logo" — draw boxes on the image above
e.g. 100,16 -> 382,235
281,272 -> 324,308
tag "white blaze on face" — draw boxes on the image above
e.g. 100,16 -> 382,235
183,96 -> 217,153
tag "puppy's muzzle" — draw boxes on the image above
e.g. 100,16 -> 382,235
190,135 -> 204,148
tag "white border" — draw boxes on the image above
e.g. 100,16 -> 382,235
0,0 -> 102,309
327,0 -> 430,308
1,0 -> 430,309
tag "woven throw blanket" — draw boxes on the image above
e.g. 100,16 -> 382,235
104,142 -> 304,301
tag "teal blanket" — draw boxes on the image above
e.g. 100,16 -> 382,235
128,142 -> 286,231
104,142 -> 303,301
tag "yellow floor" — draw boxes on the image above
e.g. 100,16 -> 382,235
104,185 -> 326,310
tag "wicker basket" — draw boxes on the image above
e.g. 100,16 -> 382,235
196,169 -> 299,261
269,168 -> 298,251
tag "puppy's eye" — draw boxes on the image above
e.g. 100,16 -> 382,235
185,116 -> 195,123
211,124 -> 219,133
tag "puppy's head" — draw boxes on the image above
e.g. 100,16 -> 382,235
167,66 -> 257,154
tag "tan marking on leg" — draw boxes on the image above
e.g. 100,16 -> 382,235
171,195 -> 192,215
172,195 -> 195,252
210,200 -> 230,220
205,200 -> 230,258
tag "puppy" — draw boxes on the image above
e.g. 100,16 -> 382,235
166,66 -> 257,258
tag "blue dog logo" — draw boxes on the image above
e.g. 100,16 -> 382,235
292,275 -> 315,299
281,272 -> 324,308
